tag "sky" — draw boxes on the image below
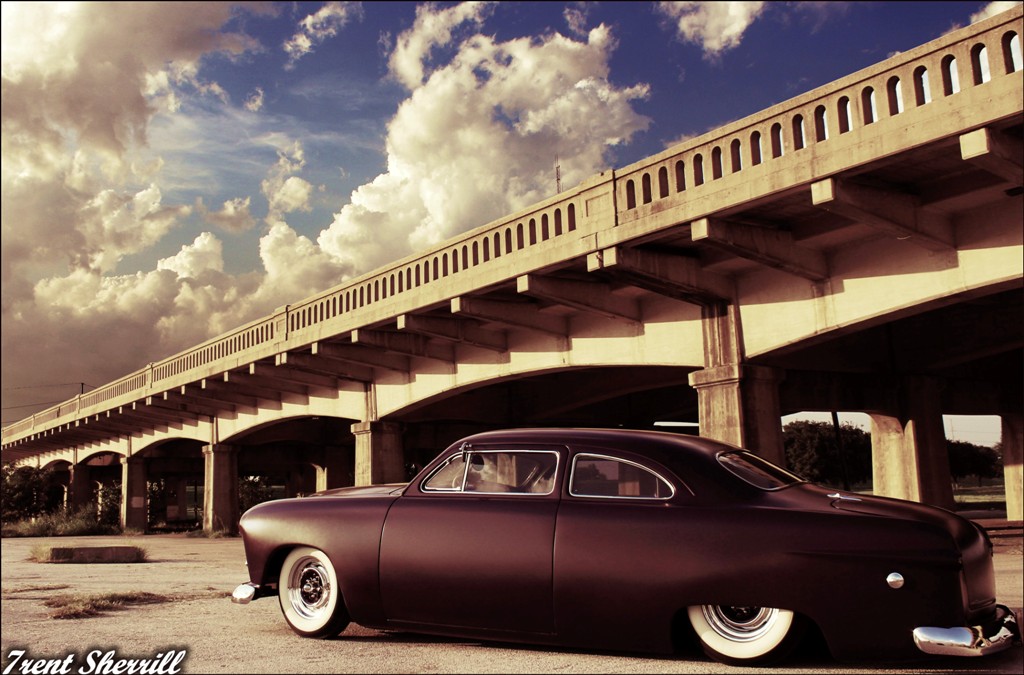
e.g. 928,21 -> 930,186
1,1 -> 1019,444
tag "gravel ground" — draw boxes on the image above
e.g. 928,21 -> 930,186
2,533 -> 1021,674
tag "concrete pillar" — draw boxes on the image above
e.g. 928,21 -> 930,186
688,364 -> 785,466
120,457 -> 148,531
352,422 -> 405,486
1002,414 -> 1023,522
69,464 -> 92,512
316,445 -> 354,492
868,377 -> 954,510
202,444 -> 239,534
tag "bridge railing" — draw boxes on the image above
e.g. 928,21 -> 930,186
613,8 -> 1022,223
3,7 -> 1021,446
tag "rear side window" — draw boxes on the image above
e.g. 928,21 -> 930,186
570,454 -> 674,500
422,450 -> 558,495
718,451 -> 804,490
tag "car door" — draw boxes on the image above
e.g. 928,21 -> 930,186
553,450 -> 688,653
379,446 -> 561,634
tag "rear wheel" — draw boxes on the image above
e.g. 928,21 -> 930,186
687,604 -> 802,665
278,547 -> 350,638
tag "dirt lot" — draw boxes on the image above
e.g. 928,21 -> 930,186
1,533 -> 1021,674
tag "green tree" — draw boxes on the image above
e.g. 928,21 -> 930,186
239,475 -> 277,514
783,420 -> 872,489
1,463 -> 61,523
947,440 -> 1001,487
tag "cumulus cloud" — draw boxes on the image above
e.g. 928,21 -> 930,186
284,1 -> 363,67
1,1 -> 651,424
388,1 -> 495,89
970,0 -> 1022,23
320,14 -> 650,273
157,232 -> 225,279
0,2 -> 295,416
196,196 -> 257,233
655,1 -> 766,57
261,142 -> 316,219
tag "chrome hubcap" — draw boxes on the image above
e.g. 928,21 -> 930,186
289,558 -> 330,619
702,605 -> 778,642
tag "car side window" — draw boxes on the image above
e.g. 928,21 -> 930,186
422,450 -> 558,495
570,453 -> 674,500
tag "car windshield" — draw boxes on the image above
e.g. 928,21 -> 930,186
717,451 -> 805,490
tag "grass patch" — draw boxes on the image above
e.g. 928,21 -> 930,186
43,591 -> 169,619
184,528 -> 236,539
2,584 -> 72,596
41,590 -> 229,619
2,508 -> 121,538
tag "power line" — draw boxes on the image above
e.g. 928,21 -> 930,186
2,382 -> 95,392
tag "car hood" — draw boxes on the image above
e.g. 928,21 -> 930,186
307,483 -> 407,498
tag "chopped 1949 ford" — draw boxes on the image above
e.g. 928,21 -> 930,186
232,428 -> 1019,665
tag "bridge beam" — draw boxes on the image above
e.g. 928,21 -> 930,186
251,361 -> 338,391
960,127 -> 1024,187
193,381 -> 263,409
277,350 -> 376,381
810,177 -> 953,252
310,341 -> 409,374
398,315 -> 506,352
223,370 -> 307,398
451,297 -> 567,336
690,217 -> 829,281
351,329 -> 453,362
586,247 -> 733,305
516,274 -> 640,322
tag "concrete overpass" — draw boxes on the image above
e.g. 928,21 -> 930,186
3,7 -> 1022,532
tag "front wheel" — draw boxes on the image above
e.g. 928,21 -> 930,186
687,605 -> 803,665
278,547 -> 350,638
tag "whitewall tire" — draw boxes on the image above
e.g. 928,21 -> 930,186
278,547 -> 350,638
687,604 -> 802,665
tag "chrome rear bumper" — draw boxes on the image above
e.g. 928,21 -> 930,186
913,605 -> 1020,657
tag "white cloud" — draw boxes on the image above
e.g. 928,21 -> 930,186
319,17 -> 650,273
261,142 -> 316,219
655,1 -> 766,57
245,87 -> 265,112
284,1 -> 363,68
157,232 -> 225,279
970,1 -> 1022,23
388,1 -> 495,89
196,196 -> 257,233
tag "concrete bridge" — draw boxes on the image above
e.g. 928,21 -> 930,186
3,8 -> 1022,532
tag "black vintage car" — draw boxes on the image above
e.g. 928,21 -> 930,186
232,428 -> 1019,665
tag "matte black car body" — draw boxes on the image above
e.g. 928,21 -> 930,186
233,428 -> 1019,664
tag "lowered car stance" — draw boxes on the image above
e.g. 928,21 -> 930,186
232,428 -> 1019,665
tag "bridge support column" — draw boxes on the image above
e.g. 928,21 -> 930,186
352,422 -> 404,486
688,364 -> 785,466
868,377 -> 954,509
120,457 -> 148,531
316,445 -> 355,492
1002,414 -> 1023,522
69,464 -> 92,512
202,444 -> 239,534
